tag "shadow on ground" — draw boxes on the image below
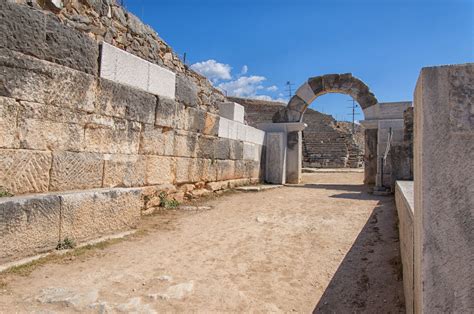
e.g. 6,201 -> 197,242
313,198 -> 405,313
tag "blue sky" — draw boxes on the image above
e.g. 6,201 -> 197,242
124,0 -> 473,122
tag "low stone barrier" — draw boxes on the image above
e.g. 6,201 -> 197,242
395,181 -> 414,314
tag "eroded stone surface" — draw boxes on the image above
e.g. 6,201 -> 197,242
0,49 -> 96,113
103,154 -> 146,188
0,149 -> 52,194
0,96 -> 19,149
49,151 -> 103,191
60,187 -> 142,243
145,156 -> 175,185
0,193 -> 60,263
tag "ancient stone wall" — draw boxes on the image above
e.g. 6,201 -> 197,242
0,0 -> 263,264
229,96 -> 364,168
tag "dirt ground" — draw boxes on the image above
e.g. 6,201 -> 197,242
0,172 -> 405,313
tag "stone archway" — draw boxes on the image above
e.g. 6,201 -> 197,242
263,73 -> 379,184
272,73 -> 378,123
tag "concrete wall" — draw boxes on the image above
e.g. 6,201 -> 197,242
413,63 -> 473,313
0,1 -> 264,264
395,181 -> 414,314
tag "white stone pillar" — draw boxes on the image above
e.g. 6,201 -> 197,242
413,63 -> 473,313
258,122 -> 307,184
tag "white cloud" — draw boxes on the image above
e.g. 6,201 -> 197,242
240,65 -> 248,75
266,85 -> 278,92
190,59 -> 232,82
217,75 -> 266,98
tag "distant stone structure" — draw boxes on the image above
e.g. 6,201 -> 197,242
228,97 -> 364,168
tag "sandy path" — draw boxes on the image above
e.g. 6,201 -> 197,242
0,172 -> 404,313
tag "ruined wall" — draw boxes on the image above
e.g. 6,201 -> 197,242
229,96 -> 364,168
0,0 -> 263,264
389,107 -> 414,187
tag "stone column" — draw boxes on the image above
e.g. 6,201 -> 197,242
258,122 -> 307,184
363,128 -> 378,185
414,63 -> 473,313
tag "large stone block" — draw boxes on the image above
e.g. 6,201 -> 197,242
187,107 -> 206,133
49,151 -> 103,191
145,156 -> 175,185
218,102 -> 245,123
215,138 -> 230,160
203,112 -> 219,136
84,119 -> 141,154
197,136 -> 215,159
103,154 -> 146,188
18,118 -> 84,152
60,188 -> 142,243
139,124 -> 174,156
413,64 -> 474,313
216,160 -> 235,181
175,157 -> 194,184
0,2 -> 98,74
100,43 -> 176,99
173,131 -> 198,157
0,96 -> 19,148
97,79 -> 157,124
0,193 -> 61,263
148,59 -> 176,99
0,49 -> 96,113
0,149 -> 52,195
230,140 -> 244,160
243,142 -> 257,161
176,74 -> 199,107
155,97 -> 177,128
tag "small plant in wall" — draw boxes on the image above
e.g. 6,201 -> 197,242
0,186 -> 13,198
159,192 -> 180,209
56,237 -> 76,250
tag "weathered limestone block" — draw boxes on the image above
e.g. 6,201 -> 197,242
103,154 -> 146,188
230,140 -> 244,160
60,187 -> 142,243
0,149 -> 52,194
49,151 -> 103,191
155,97 -> 177,128
216,160 -> 235,181
234,160 -> 246,178
413,64 -> 474,313
243,142 -> 257,161
0,96 -> 19,148
84,118 -> 141,154
203,112 -> 219,136
176,74 -> 199,107
175,157 -> 194,184
0,2 -> 98,74
174,103 -> 189,130
145,156 -> 175,185
0,49 -> 96,113
0,194 -> 61,263
199,159 -> 217,182
173,131 -> 198,157
215,138 -> 231,160
197,136 -> 215,159
97,79 -> 157,124
187,107 -> 206,133
175,157 -> 213,184
18,118 -> 84,152
246,160 -> 261,179
139,124 -> 174,156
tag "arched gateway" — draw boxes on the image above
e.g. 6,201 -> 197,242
272,73 -> 378,123
260,73 -> 379,184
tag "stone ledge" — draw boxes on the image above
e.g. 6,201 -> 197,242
0,187 -> 142,264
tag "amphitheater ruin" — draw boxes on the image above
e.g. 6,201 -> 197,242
0,0 -> 472,313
